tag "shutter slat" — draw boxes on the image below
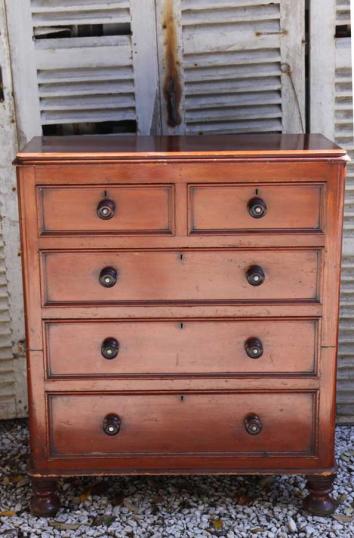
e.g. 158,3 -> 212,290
185,63 -> 281,82
186,118 -> 282,134
186,106 -> 282,123
37,66 -> 133,83
32,11 -> 130,26
186,90 -> 281,107
186,78 -> 281,96
31,0 -> 129,8
41,108 -> 136,125
31,0 -> 130,25
40,94 -> 134,110
182,0 -> 280,10
34,35 -> 131,51
39,80 -> 134,97
182,5 -> 280,26
183,48 -> 281,68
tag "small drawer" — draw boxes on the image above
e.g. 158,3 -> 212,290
189,184 -> 323,234
41,249 -> 320,305
37,185 -> 174,235
45,319 -> 318,378
48,392 -> 316,457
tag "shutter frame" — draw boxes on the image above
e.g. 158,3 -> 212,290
130,0 -> 160,135
280,0 -> 305,132
5,0 -> 42,146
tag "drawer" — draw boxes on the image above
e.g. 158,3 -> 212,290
48,392 -> 316,457
37,185 -> 174,235
42,249 -> 320,305
45,319 -> 318,377
189,184 -> 323,234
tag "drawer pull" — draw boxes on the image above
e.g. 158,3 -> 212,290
244,414 -> 263,435
245,337 -> 263,359
248,197 -> 267,219
101,337 -> 120,360
99,266 -> 118,288
246,265 -> 265,287
103,414 -> 121,436
97,198 -> 116,220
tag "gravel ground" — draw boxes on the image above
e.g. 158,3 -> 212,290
0,421 -> 353,537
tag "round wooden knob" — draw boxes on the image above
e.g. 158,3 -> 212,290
103,414 -> 121,436
244,414 -> 263,435
97,198 -> 115,220
245,337 -> 263,359
101,337 -> 120,360
248,197 -> 267,219
99,267 -> 118,288
246,265 -> 265,287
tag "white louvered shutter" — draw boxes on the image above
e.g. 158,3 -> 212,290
5,0 -> 159,144
311,0 -> 354,423
156,0 -> 305,135
0,0 -> 27,419
335,35 -> 354,423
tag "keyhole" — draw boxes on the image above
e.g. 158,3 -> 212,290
180,322 -> 184,329
180,395 -> 185,401
255,188 -> 259,195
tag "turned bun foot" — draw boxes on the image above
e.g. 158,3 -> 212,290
31,478 -> 60,517
303,474 -> 336,516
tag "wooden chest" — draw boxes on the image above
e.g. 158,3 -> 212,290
15,134 -> 347,517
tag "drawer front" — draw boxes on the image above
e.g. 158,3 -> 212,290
48,392 -> 315,457
189,184 -> 323,233
46,319 -> 317,377
42,249 -> 320,304
38,185 -> 174,235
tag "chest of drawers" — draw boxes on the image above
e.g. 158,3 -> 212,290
15,134 -> 347,517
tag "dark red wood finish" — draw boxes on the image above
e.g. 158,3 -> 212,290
15,134 -> 347,516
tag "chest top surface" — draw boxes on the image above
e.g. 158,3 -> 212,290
15,133 -> 347,164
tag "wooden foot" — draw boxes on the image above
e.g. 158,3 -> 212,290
303,474 -> 336,516
31,478 -> 60,517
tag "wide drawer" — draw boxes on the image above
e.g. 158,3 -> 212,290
45,319 -> 318,377
189,183 -> 323,234
37,185 -> 174,235
48,392 -> 316,457
41,249 -> 320,305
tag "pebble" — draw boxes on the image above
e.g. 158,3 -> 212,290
287,515 -> 298,533
0,421 -> 354,537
